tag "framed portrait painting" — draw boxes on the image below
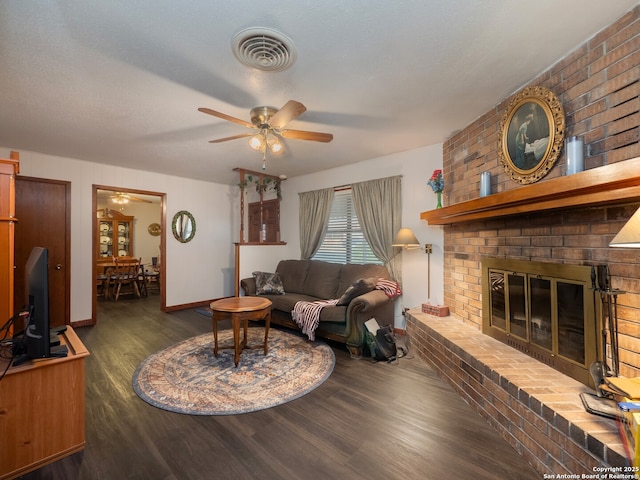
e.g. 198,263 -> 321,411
497,86 -> 565,184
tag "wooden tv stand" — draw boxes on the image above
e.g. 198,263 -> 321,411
0,326 -> 89,479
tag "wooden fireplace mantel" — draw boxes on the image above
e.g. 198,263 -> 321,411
421,156 -> 640,225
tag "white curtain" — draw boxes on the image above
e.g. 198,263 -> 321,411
298,188 -> 334,260
351,176 -> 402,282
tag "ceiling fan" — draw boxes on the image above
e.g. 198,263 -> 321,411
198,100 -> 333,167
110,192 -> 151,205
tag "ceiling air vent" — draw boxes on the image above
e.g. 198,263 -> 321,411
231,27 -> 297,72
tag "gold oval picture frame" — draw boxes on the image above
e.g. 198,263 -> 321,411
498,86 -> 565,184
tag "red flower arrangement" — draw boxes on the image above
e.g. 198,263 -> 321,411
427,169 -> 444,193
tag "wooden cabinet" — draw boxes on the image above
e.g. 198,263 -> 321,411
0,152 -> 19,327
0,153 -> 87,479
0,327 -> 89,479
97,209 -> 134,259
248,199 -> 280,243
235,168 -> 285,245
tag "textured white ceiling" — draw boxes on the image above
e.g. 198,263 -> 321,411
0,0 -> 637,185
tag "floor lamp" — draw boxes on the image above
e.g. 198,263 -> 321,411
609,206 -> 640,249
392,227 -> 429,294
606,205 -> 640,376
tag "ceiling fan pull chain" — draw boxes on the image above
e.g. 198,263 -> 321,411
262,151 -> 267,171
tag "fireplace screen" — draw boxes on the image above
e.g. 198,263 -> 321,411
483,258 -> 598,387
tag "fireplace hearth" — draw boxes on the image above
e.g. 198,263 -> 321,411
481,258 -> 599,387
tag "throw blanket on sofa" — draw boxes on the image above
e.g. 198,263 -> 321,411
375,278 -> 402,298
292,299 -> 339,341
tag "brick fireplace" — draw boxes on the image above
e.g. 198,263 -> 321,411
406,6 -> 640,476
406,310 -> 627,475
433,4 -> 640,377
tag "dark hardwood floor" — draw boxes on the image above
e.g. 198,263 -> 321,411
21,295 -> 540,480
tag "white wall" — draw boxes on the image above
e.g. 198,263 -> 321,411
237,144 -> 445,328
4,147 -> 235,324
7,143 -> 444,328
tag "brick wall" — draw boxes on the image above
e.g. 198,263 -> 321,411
439,6 -> 640,377
406,311 -> 627,475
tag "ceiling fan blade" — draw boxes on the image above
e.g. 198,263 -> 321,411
128,194 -> 152,203
280,129 -> 333,143
208,132 -> 255,143
269,100 -> 307,129
198,107 -> 255,129
112,192 -> 152,203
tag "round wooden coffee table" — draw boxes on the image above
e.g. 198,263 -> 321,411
209,296 -> 272,367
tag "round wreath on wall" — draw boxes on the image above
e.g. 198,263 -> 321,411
497,86 -> 565,185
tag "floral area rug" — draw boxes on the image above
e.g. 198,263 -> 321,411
132,328 -> 335,415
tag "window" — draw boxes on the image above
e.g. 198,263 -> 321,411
312,189 -> 381,265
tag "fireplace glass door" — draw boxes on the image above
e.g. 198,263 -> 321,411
530,277 -> 552,351
557,281 -> 585,364
508,273 -> 527,339
482,258 -> 597,387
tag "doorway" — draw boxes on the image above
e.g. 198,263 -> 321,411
92,185 -> 166,323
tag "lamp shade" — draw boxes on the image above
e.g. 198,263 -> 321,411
248,133 -> 265,151
610,207 -> 640,248
392,228 -> 420,248
266,133 -> 283,153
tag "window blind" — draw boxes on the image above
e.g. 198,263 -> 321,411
312,189 -> 382,265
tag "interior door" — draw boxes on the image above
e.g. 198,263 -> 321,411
14,177 -> 70,327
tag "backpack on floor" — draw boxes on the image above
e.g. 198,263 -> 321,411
366,324 -> 398,362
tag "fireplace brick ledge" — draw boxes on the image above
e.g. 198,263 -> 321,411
406,308 -> 628,475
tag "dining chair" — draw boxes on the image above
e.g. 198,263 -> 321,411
96,267 -> 112,299
145,257 -> 160,294
144,268 -> 160,294
136,261 -> 148,297
112,257 -> 141,301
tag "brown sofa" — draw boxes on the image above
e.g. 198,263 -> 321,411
240,259 -> 397,357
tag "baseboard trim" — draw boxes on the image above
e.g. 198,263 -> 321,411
164,297 -> 228,312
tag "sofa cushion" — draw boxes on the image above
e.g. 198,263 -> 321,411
276,260 -> 310,294
302,261 -> 343,299
318,304 -> 348,323
336,277 -> 377,306
252,271 -> 285,295
337,263 -> 390,296
265,291 -> 348,324
262,292 -> 318,312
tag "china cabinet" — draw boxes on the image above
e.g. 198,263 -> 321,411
97,209 -> 134,259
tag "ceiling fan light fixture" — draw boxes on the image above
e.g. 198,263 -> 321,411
199,99 -> 333,170
266,132 -> 283,153
111,193 -> 130,205
248,133 -> 265,151
270,142 -> 283,154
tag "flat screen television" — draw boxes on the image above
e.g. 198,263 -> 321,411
21,246 -> 50,360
